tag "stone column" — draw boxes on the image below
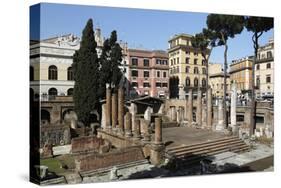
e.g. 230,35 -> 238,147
196,89 -> 202,126
171,107 -> 177,121
230,83 -> 237,132
188,88 -> 193,126
101,103 -> 106,130
125,112 -> 132,137
133,119 -> 141,140
111,92 -> 117,132
130,103 -> 137,132
207,88 -> 212,129
141,119 -> 150,142
106,84 -> 112,130
118,87 -> 124,135
216,98 -> 224,131
202,100 -> 207,128
154,118 -> 162,144
178,84 -> 185,100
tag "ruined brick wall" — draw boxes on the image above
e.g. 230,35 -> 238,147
75,146 -> 145,172
71,136 -> 106,154
40,125 -> 70,147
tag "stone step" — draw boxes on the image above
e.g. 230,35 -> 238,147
175,142 -> 247,158
167,139 -> 243,154
166,136 -> 238,152
172,140 -> 246,156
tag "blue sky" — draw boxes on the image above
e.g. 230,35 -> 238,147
30,3 -> 273,63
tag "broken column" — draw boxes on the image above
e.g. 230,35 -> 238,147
178,84 -> 185,100
150,117 -> 165,166
140,119 -> 150,142
196,89 -> 202,126
101,103 -> 106,130
216,98 -> 224,131
106,84 -> 112,130
133,119 -> 141,140
111,92 -> 118,132
125,112 -> 132,137
154,118 -> 162,144
207,87 -> 212,129
130,102 -> 137,133
118,87 -> 124,135
188,88 -> 193,126
230,82 -> 237,133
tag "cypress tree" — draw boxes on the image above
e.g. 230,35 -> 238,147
72,19 -> 99,126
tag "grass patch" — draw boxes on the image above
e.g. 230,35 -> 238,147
40,155 -> 75,175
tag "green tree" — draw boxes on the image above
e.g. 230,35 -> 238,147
191,28 -> 216,127
72,19 -> 100,126
245,16 -> 273,136
206,14 -> 244,129
99,30 -> 123,97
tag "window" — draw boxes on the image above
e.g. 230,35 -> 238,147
131,82 -> 138,87
186,66 -> 189,73
202,68 -> 206,74
256,76 -> 260,89
143,59 -> 150,66
202,60 -> 206,66
163,72 -> 167,78
194,78 -> 199,87
186,77 -> 190,86
30,66 -> 34,81
194,67 -> 199,74
143,82 -> 150,87
266,63 -> 271,69
194,59 -> 198,65
144,71 -> 150,77
131,70 -> 138,77
162,83 -> 168,87
171,59 -> 173,65
48,88 -> 57,96
176,66 -> 179,73
163,60 -> 168,65
194,52 -> 198,56
157,71 -> 160,77
132,58 -> 138,66
48,65 -> 58,80
186,51 -> 190,55
185,57 -> 189,64
67,67 -> 73,80
267,51 -> 272,58
156,82 -> 161,87
266,75 -> 271,83
237,115 -> 244,122
256,64 -> 260,70
202,79 -> 206,87
177,57 -> 179,64
67,88 -> 73,96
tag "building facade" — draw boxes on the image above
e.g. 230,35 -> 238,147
209,63 -> 230,98
255,38 -> 274,97
229,56 -> 253,94
30,29 -> 104,100
126,49 -> 169,98
168,33 -> 209,99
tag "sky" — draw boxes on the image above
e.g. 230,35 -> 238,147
30,3 -> 274,63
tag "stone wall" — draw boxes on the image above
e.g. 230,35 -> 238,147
75,146 -> 145,172
40,125 -> 70,147
71,136 -> 110,154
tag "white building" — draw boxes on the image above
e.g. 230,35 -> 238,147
30,28 -> 104,100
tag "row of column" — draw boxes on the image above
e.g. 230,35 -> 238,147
186,88 -> 212,128
104,86 -> 162,144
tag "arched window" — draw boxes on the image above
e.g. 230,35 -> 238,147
67,88 -> 73,96
186,77 -> 190,86
67,67 -> 73,80
202,78 -> 206,87
30,66 -> 34,81
48,88 -> 57,96
194,78 -> 198,87
48,65 -> 58,80
202,68 -> 206,74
